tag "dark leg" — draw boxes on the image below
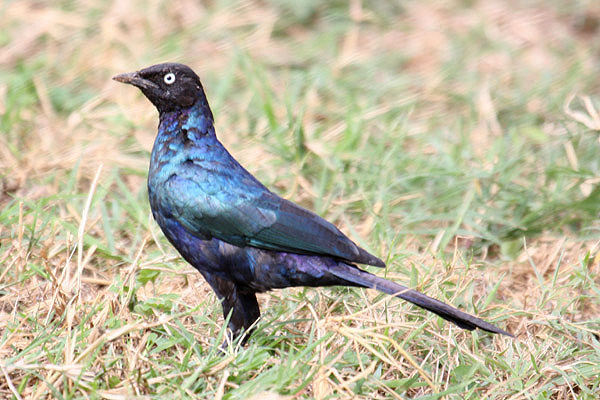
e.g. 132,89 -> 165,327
198,271 -> 261,345
221,286 -> 260,345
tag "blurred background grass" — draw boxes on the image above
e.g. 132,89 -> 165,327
1,0 -> 600,399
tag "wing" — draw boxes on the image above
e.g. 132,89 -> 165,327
160,170 -> 384,268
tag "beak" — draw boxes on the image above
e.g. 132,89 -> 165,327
112,71 -> 159,90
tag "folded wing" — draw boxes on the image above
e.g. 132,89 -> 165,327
163,174 -> 384,267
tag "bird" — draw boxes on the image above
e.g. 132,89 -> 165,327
113,62 -> 511,343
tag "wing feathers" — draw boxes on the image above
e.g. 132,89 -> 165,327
164,174 -> 384,267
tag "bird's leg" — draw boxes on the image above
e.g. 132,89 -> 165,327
221,287 -> 260,347
198,270 -> 261,347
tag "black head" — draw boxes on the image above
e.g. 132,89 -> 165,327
113,63 -> 207,114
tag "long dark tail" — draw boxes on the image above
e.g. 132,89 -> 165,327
328,263 -> 512,336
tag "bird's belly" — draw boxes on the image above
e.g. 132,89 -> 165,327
151,212 -> 251,280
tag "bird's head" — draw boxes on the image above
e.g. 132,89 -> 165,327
113,63 -> 206,114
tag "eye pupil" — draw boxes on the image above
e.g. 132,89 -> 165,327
164,73 -> 175,84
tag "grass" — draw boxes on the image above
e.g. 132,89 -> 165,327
1,0 -> 600,398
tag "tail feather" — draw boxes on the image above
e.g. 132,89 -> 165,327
328,263 -> 512,336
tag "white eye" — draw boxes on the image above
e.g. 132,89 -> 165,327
164,72 -> 176,85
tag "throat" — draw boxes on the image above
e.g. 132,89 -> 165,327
151,101 -> 219,172
158,102 -> 216,142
